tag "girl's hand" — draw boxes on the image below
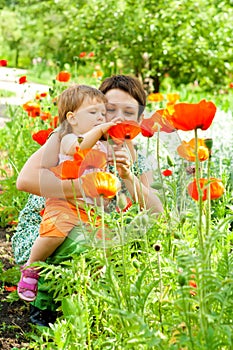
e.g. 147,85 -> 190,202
100,117 -> 122,134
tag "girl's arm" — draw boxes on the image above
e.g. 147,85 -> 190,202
79,118 -> 121,150
61,119 -> 121,156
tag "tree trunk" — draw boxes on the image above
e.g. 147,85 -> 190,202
15,48 -> 19,67
151,75 -> 160,93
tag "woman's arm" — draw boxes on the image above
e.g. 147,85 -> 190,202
16,133 -> 82,199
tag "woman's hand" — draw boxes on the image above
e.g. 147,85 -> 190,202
108,144 -> 132,179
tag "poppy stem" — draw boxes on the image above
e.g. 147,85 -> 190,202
146,137 -> 150,157
156,128 -> 171,250
156,129 -> 168,214
205,152 -> 212,267
71,179 -> 86,239
100,195 -> 107,264
206,154 -> 211,237
194,129 -> 204,255
124,141 -> 141,212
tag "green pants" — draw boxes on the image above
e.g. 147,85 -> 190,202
32,226 -> 87,311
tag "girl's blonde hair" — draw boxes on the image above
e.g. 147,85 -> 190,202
58,84 -> 107,138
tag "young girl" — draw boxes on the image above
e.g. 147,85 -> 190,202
17,84 -> 120,302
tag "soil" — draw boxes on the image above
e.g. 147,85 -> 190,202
0,227 -> 31,349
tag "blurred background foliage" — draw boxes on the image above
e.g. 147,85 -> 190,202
0,0 -> 232,93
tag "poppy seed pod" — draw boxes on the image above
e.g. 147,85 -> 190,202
153,243 -> 161,252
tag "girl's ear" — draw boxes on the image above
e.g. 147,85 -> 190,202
66,111 -> 77,126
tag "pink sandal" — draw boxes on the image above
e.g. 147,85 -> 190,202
17,265 -> 40,302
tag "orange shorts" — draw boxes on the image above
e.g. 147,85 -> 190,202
39,198 -> 99,238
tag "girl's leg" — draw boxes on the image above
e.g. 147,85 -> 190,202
18,236 -> 65,302
28,236 -> 65,263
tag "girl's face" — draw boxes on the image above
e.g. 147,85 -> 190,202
105,89 -> 140,122
73,98 -> 106,134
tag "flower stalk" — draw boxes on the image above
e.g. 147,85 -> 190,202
194,128 -> 204,255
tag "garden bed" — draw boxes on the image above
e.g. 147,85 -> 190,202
0,227 -> 30,349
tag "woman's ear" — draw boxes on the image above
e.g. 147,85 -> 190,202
66,111 -> 77,126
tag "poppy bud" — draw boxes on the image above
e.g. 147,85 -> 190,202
132,259 -> 140,269
117,193 -> 128,210
141,214 -> 149,225
180,213 -> 186,224
162,169 -> 172,176
151,181 -> 163,190
178,274 -> 186,286
167,155 -> 174,167
153,243 -> 161,252
204,138 -> 213,151
174,232 -> 182,239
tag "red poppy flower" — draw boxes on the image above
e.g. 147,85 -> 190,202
29,108 -> 41,117
88,52 -> 95,57
50,116 -> 59,128
50,160 -> 81,180
162,169 -> 173,176
35,92 -> 48,99
0,59 -> 8,66
167,100 -> 217,131
177,138 -> 209,162
40,111 -> 52,121
32,128 -> 54,146
107,121 -> 141,144
229,82 -> 233,89
187,178 -> 224,201
140,117 -> 156,137
150,110 -> 176,133
56,71 -> 71,82
81,171 -> 119,198
4,285 -> 17,292
40,92 -> 48,98
189,280 -> 197,296
22,101 -> 41,117
19,75 -> 27,84
74,148 -> 107,176
79,52 -> 87,58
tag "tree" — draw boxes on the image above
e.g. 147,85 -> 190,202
2,0 -> 232,91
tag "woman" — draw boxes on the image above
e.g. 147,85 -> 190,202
14,75 -> 163,326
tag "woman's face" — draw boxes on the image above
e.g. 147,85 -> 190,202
105,89 -> 140,122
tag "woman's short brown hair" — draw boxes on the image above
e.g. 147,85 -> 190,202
99,75 -> 146,117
